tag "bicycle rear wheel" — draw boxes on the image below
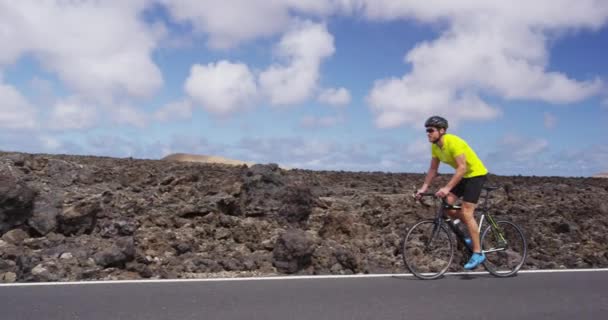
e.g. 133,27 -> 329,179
481,221 -> 527,277
403,220 -> 454,280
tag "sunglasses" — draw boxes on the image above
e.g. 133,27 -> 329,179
425,128 -> 437,133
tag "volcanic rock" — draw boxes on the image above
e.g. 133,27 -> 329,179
272,229 -> 315,274
0,173 -> 36,234
0,151 -> 606,282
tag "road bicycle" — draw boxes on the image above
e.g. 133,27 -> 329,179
402,186 -> 527,280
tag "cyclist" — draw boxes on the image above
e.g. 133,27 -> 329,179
415,116 -> 489,270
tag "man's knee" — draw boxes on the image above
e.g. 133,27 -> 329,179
462,201 -> 476,209
461,201 -> 477,218
446,193 -> 458,204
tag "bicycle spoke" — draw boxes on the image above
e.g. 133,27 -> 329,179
481,221 -> 527,277
403,220 -> 454,279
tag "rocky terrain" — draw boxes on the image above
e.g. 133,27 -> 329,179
162,153 -> 256,167
1,151 -> 607,282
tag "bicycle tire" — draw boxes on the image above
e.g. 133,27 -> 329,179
481,220 -> 527,277
403,219 -> 454,280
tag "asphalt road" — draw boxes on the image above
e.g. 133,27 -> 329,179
1,271 -> 606,320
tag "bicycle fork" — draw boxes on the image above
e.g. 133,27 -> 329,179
426,217 -> 443,247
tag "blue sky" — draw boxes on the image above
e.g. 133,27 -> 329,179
1,1 -> 607,177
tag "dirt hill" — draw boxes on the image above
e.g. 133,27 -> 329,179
1,151 -> 607,282
162,153 -> 256,167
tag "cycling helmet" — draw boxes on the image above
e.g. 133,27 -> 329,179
424,116 -> 448,129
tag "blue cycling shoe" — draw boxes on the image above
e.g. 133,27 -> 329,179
464,252 -> 485,270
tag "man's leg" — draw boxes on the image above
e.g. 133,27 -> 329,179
459,175 -> 487,269
461,201 -> 480,253
445,193 -> 461,219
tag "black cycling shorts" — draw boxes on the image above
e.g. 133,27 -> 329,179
450,174 -> 487,204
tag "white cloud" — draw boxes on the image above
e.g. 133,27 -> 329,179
318,87 -> 351,106
358,1 -> 608,29
236,137 -> 395,171
154,99 -> 194,122
159,0 -> 347,49
529,144 -> 608,176
259,21 -> 335,106
503,134 -> 549,158
87,135 -> 145,158
363,1 -> 607,128
368,81 -> 502,128
48,98 -> 98,131
301,115 -> 343,128
290,140 -> 335,158
160,0 -> 291,49
400,138 -> 439,173
405,138 -> 431,159
0,81 -> 37,129
112,104 -> 148,128
237,137 -> 335,164
185,61 -> 258,115
0,1 -> 163,101
40,135 -> 63,151
487,134 -> 549,164
29,76 -> 57,106
544,112 -> 557,129
569,145 -> 608,175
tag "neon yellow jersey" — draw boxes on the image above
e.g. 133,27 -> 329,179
431,134 -> 488,178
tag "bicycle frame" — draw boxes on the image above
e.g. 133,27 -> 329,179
423,190 -> 508,253
405,188 -> 526,279
478,190 -> 509,251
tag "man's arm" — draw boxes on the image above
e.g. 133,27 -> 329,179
436,154 -> 466,197
417,157 -> 440,197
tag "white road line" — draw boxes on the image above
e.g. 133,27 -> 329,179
1,268 -> 607,287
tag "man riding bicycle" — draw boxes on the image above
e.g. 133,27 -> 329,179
415,116 -> 489,270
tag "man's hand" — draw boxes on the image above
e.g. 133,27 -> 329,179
415,187 -> 428,200
435,187 -> 451,198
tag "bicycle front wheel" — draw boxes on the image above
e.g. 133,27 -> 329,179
481,221 -> 527,277
403,220 -> 454,280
